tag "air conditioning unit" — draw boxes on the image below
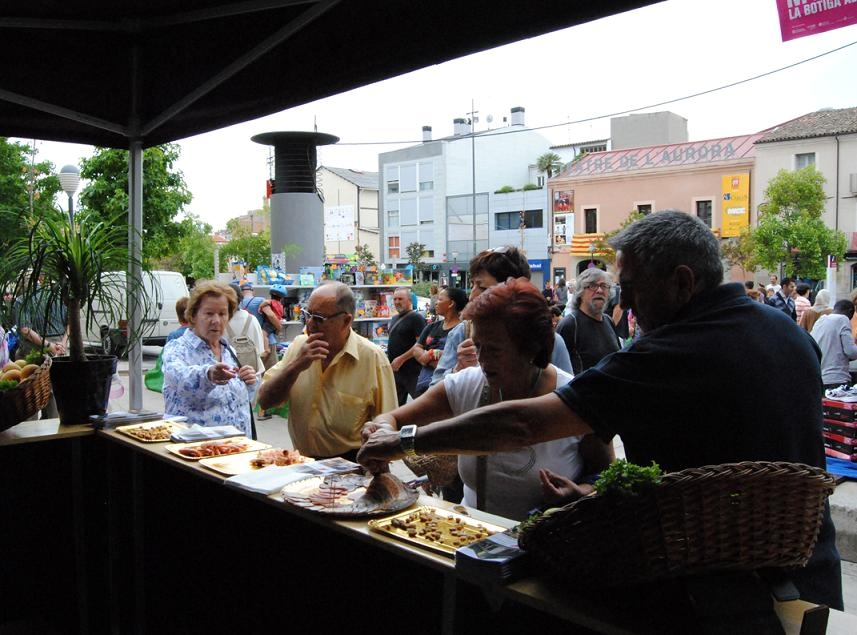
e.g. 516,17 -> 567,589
851,173 -> 857,195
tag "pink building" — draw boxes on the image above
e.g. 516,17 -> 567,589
549,134 -> 761,281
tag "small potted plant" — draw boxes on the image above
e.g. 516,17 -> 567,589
2,207 -> 146,425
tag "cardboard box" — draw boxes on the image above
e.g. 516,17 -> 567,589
823,436 -> 857,461
821,398 -> 857,423
823,431 -> 857,447
822,420 -> 857,440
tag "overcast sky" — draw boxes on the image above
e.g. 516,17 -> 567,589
24,0 -> 857,231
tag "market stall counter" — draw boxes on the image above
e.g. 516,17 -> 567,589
2,420 -> 856,634
96,426 -> 584,634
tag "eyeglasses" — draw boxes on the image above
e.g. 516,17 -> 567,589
300,309 -> 347,324
586,283 -> 612,291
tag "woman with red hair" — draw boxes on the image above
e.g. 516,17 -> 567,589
364,277 -> 613,520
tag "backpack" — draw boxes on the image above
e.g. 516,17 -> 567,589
557,312 -> 583,374
226,318 -> 259,371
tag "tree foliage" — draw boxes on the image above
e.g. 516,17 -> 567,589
591,211 -> 647,265
163,214 -> 215,281
536,151 -> 563,178
405,242 -> 427,270
720,226 -> 757,279
222,222 -> 271,271
79,144 -> 192,265
354,244 -> 377,269
0,138 -> 61,254
750,167 -> 846,280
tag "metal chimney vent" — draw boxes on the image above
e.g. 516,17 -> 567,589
251,131 -> 339,194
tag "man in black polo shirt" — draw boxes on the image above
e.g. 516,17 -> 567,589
387,287 -> 426,406
359,211 -> 842,610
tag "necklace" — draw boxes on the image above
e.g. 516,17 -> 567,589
497,366 -> 542,402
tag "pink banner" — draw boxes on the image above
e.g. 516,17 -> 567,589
777,0 -> 857,42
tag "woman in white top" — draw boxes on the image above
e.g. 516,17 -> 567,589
364,277 -> 613,520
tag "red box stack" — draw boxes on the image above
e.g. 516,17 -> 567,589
821,398 -> 857,462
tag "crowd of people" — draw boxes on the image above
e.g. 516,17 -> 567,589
5,210 -> 844,611
358,212 -> 842,610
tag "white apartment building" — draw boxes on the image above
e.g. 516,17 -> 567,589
378,107 -> 553,286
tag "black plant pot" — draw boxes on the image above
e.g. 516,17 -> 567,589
49,355 -> 118,425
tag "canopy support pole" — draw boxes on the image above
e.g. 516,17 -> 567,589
127,140 -> 144,411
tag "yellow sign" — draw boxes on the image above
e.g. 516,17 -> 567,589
721,173 -> 750,238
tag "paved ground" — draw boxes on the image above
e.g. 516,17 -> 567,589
115,348 -> 857,615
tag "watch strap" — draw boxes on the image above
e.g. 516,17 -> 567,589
400,424 -> 417,457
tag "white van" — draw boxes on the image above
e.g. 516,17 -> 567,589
83,270 -> 189,355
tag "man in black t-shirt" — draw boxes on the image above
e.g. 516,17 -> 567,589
557,268 -> 620,374
360,212 -> 842,610
386,287 -> 426,406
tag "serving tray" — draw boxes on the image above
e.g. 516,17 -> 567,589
278,472 -> 418,518
116,420 -> 187,443
200,449 -> 312,476
368,505 -> 505,556
165,437 -> 270,461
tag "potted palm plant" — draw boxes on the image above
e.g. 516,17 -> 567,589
3,207 -> 146,425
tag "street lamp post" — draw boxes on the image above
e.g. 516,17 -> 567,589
58,164 -> 80,225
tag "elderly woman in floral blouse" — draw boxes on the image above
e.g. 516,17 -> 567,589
163,280 -> 257,436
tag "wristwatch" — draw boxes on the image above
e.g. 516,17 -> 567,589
399,425 -> 418,457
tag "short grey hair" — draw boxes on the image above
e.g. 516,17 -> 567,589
319,280 -> 356,315
574,268 -> 613,309
608,211 -> 723,291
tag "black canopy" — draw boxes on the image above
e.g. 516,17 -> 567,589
1,0 -> 660,409
0,1 -> 659,148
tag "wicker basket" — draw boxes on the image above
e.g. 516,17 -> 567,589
0,356 -> 53,432
403,454 -> 459,488
517,461 -> 835,588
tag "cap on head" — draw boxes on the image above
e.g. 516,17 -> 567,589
240,281 -> 253,290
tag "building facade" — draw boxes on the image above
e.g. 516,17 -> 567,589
317,165 -> 380,261
548,133 -> 761,283
753,107 -> 857,292
378,107 -> 552,286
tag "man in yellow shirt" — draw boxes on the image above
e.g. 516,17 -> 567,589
258,281 -> 396,460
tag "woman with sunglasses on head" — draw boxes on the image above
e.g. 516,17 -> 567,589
362,277 -> 613,520
162,280 -> 258,437
429,245 -> 573,387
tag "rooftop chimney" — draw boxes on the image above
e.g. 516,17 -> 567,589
250,131 -> 339,271
422,125 -> 432,142
453,117 -> 468,136
510,106 -> 525,126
